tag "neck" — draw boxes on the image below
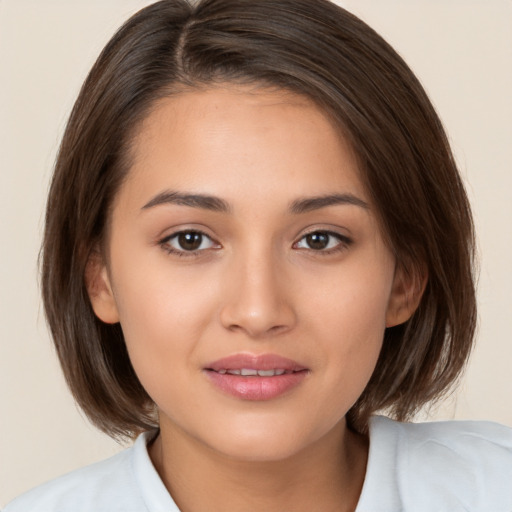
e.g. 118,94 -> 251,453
149,418 -> 368,512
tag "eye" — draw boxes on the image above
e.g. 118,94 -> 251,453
161,230 -> 218,254
295,231 -> 350,251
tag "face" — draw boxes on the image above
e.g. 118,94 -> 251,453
89,86 -> 415,461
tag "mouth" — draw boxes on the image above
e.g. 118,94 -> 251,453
204,354 -> 309,400
211,368 -> 296,376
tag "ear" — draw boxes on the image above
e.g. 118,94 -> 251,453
84,248 -> 120,324
385,263 -> 427,328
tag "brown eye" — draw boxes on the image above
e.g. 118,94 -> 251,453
295,231 -> 350,252
305,232 -> 330,250
163,230 -> 217,253
178,232 -> 203,251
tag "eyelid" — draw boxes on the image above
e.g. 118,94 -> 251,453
159,228 -> 221,256
293,229 -> 353,252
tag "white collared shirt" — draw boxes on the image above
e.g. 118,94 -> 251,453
5,416 -> 512,511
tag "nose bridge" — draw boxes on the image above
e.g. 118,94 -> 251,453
220,241 -> 296,337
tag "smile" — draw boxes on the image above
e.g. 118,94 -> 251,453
204,354 -> 309,400
214,368 -> 292,376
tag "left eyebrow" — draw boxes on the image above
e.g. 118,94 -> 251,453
289,193 -> 369,214
141,191 -> 231,213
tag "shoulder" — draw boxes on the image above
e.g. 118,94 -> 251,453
4,435 -> 150,512
377,415 -> 512,474
360,416 -> 512,512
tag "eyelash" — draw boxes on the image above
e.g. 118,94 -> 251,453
159,230 -> 219,257
293,230 -> 352,255
158,229 -> 352,257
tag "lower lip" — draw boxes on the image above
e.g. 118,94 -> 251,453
205,370 -> 308,400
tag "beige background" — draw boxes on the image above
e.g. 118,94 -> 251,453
1,0 -> 511,505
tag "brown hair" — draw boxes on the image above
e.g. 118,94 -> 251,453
41,0 -> 476,438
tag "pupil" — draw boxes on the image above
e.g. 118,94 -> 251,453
178,232 -> 202,250
307,232 -> 328,250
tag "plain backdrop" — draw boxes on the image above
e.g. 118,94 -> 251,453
1,0 -> 511,505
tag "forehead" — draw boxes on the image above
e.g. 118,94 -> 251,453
121,85 -> 368,210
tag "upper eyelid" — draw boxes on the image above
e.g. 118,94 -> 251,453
296,229 -> 351,242
162,229 -> 205,240
159,229 -> 220,252
160,227 -> 217,243
291,231 -> 352,255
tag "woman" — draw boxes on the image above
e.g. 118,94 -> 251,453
5,1 -> 512,510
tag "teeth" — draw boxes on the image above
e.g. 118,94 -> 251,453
219,368 -> 290,377
257,369 -> 276,377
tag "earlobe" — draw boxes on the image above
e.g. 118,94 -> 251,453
84,249 -> 120,324
385,264 -> 427,328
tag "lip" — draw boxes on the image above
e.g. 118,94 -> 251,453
206,353 -> 308,372
204,353 -> 309,401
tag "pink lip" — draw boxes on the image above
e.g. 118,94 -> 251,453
206,353 -> 307,372
204,353 -> 309,401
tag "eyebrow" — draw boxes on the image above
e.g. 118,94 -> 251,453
141,190 -> 369,214
142,191 -> 231,213
289,193 -> 369,214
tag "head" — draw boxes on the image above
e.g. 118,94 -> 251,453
42,0 -> 476,440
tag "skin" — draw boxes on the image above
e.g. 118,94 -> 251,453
88,85 -> 420,512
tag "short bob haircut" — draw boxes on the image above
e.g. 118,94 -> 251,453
42,0 -> 476,438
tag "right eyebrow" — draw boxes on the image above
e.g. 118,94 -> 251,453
289,193 -> 369,214
141,190 -> 232,213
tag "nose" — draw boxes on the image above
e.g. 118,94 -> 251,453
219,249 -> 297,339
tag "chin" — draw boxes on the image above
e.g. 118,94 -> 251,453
197,416 -> 327,463
213,436 -> 307,463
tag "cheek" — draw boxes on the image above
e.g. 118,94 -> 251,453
109,253 -> 222,394
302,255 -> 394,398
303,253 -> 393,344
314,291 -> 385,391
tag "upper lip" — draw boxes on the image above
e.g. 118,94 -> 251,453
205,353 -> 307,372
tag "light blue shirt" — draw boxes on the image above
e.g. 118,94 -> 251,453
5,416 -> 512,511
